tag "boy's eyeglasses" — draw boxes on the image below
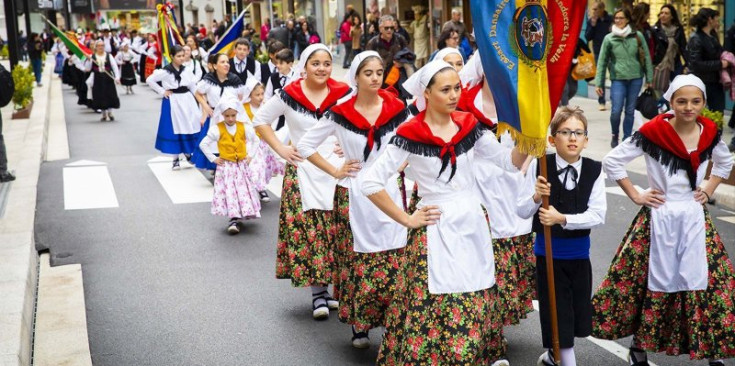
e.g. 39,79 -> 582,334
554,129 -> 588,138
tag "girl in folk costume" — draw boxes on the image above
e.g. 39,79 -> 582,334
252,44 -> 351,320
182,45 -> 205,81
146,45 -> 202,170
199,95 -> 262,234
242,79 -> 285,203
186,34 -> 208,65
361,60 -> 527,366
191,53 -> 247,172
592,74 -> 735,366
85,39 -> 121,121
143,33 -> 161,80
404,48 -> 466,214
457,52 -> 536,327
115,40 -> 139,94
296,51 -> 411,348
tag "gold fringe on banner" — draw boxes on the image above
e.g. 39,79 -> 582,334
496,122 -> 548,158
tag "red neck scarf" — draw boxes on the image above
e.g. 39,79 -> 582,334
395,111 -> 480,181
637,113 -> 719,173
282,78 -> 351,116
330,89 -> 407,160
457,81 -> 495,128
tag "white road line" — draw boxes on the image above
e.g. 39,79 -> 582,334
63,163 -> 119,210
606,185 -> 644,197
716,216 -> 735,225
266,175 -> 283,199
147,157 -> 213,204
531,296 -> 659,365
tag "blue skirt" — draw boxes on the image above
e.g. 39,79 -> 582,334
190,116 -> 217,170
154,98 -> 199,155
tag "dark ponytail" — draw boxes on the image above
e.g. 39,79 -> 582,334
689,7 -> 719,30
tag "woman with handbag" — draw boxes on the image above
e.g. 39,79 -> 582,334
594,8 -> 653,148
651,4 -> 687,92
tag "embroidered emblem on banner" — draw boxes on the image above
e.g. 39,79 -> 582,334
513,0 -> 551,67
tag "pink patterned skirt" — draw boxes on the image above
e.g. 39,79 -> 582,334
211,160 -> 262,219
249,141 -> 285,191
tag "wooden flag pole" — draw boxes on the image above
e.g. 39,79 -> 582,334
539,153 -> 561,364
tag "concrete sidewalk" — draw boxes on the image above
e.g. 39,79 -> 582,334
0,59 -> 91,366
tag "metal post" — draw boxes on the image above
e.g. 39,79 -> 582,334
4,0 -> 20,68
23,0 -> 32,36
179,0 -> 186,30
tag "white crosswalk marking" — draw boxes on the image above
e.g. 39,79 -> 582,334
716,216 -> 735,225
605,185 -> 645,196
266,175 -> 283,199
147,156 -> 213,204
63,160 -> 119,210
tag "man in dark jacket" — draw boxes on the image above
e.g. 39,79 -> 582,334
366,15 -> 408,73
267,20 -> 290,52
585,0 -> 612,110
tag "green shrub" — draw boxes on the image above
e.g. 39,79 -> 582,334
701,108 -> 724,130
11,65 -> 35,109
0,45 -> 8,60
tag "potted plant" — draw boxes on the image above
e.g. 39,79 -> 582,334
11,65 -> 35,119
0,45 -> 8,60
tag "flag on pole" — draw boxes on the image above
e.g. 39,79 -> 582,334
469,0 -> 586,156
156,2 -> 186,66
46,19 -> 92,60
207,10 -> 246,58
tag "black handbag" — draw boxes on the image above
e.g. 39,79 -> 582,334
635,87 -> 658,119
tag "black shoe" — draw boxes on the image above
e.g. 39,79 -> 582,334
184,154 -> 192,163
537,350 -> 555,366
628,347 -> 649,366
172,159 -> 181,170
227,220 -> 240,235
709,361 -> 725,366
611,134 -> 619,148
259,191 -> 270,202
351,326 -> 370,349
0,171 -> 16,183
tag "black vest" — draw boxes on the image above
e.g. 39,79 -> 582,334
260,62 -> 271,85
230,57 -> 256,84
532,154 -> 602,238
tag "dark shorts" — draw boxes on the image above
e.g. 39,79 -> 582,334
536,256 -> 593,349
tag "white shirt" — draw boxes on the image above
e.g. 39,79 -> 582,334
199,122 -> 260,162
474,132 -> 533,239
264,71 -> 291,101
362,129 -> 518,294
252,89 -> 341,211
297,102 -> 410,253
603,135 -> 733,292
84,54 -> 121,80
516,155 -> 607,231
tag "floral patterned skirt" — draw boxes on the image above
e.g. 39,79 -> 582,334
275,164 -> 339,287
493,233 -> 536,326
592,207 -> 735,360
334,186 -> 405,330
376,224 -> 506,366
211,160 -> 261,219
249,141 -> 285,191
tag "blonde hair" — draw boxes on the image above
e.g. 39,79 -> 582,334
549,106 -> 588,135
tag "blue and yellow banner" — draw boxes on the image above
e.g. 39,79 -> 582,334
470,0 -> 587,156
208,10 -> 246,58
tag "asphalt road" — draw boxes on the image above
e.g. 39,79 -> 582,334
34,81 -> 735,366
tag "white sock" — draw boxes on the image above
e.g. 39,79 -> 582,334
560,348 -> 576,366
311,286 -> 327,307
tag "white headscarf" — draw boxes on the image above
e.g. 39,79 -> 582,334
212,94 -> 249,124
242,77 -> 262,103
286,43 -> 332,86
432,47 -> 463,64
663,74 -> 707,102
337,50 -> 381,104
402,60 -> 455,112
458,51 -> 484,88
